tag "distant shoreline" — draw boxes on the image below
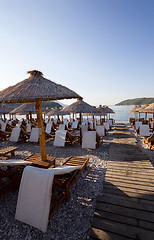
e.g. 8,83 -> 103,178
115,97 -> 154,106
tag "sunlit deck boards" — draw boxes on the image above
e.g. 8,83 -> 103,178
90,123 -> 154,240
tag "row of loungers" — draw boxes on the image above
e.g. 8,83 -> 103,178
130,118 -> 154,149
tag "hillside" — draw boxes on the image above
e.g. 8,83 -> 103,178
115,97 -> 154,106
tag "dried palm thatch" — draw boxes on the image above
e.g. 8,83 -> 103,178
0,70 -> 81,104
9,102 -> 46,115
144,103 -> 154,113
97,105 -> 114,114
0,105 -> 12,114
61,99 -> 101,114
136,104 -> 149,113
46,107 -> 63,117
129,105 -> 141,112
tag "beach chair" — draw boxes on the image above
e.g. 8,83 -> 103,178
45,122 -> 53,134
59,124 -> 65,131
29,128 -> 39,142
0,129 -> 11,140
26,123 -> 31,133
139,124 -> 150,137
9,127 -> 21,142
144,133 -> 154,150
82,131 -> 96,149
53,130 -> 67,147
103,122 -> 110,131
1,122 -> 7,131
135,121 -> 142,133
15,156 -> 89,232
0,146 -> 19,157
72,120 -> 78,129
0,159 -> 30,198
96,125 -> 105,137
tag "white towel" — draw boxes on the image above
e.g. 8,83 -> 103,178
15,166 -> 54,233
15,165 -> 82,232
0,159 -> 31,166
53,165 -> 81,175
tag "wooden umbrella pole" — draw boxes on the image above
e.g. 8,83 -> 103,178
36,99 -> 47,161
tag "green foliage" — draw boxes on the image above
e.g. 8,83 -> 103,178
115,97 -> 154,106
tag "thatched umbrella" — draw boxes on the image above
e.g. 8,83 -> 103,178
129,105 -> 141,112
129,105 -> 141,119
10,102 -> 47,121
61,99 -> 101,143
144,103 -> 154,128
136,104 -> 149,120
0,70 -> 81,160
97,105 -> 114,120
47,107 -> 70,122
0,105 -> 12,119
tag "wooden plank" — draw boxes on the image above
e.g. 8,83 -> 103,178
96,194 -> 154,212
91,217 -> 154,240
95,202 -> 154,222
103,187 -> 154,201
103,181 -> 154,192
90,227 -> 133,240
105,175 -> 154,185
94,209 -> 137,226
103,183 -> 154,196
99,192 -> 154,206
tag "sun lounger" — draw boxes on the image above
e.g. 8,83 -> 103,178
0,129 -> 11,140
1,122 -> 7,131
29,128 -> 39,142
53,130 -> 67,147
45,122 -> 53,134
59,124 -> 65,131
51,156 -> 89,217
9,127 -> 21,142
0,146 -> 19,157
82,131 -> 96,149
96,125 -> 105,137
103,122 -> 110,131
0,159 -> 30,198
139,124 -> 150,137
144,133 -> 154,149
15,156 -> 88,232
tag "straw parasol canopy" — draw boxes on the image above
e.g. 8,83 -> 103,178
46,107 -> 63,117
61,99 -> 101,143
144,103 -> 154,113
10,102 -> 46,115
0,70 -> 81,103
133,104 -> 149,113
0,70 -> 81,160
0,105 -> 12,114
129,105 -> 141,112
61,99 -> 100,114
97,105 -> 114,114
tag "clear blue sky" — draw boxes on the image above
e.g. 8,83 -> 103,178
0,0 -> 153,106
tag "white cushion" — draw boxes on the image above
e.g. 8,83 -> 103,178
53,130 -> 67,147
9,127 -> 21,142
82,131 -> 96,149
139,124 -> 150,137
29,128 -> 39,142
96,125 -> 105,137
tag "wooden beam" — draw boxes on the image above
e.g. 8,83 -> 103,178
36,99 -> 47,161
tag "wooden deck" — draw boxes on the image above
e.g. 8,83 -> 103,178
90,123 -> 154,240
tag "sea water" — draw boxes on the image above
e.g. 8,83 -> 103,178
109,105 -> 153,123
